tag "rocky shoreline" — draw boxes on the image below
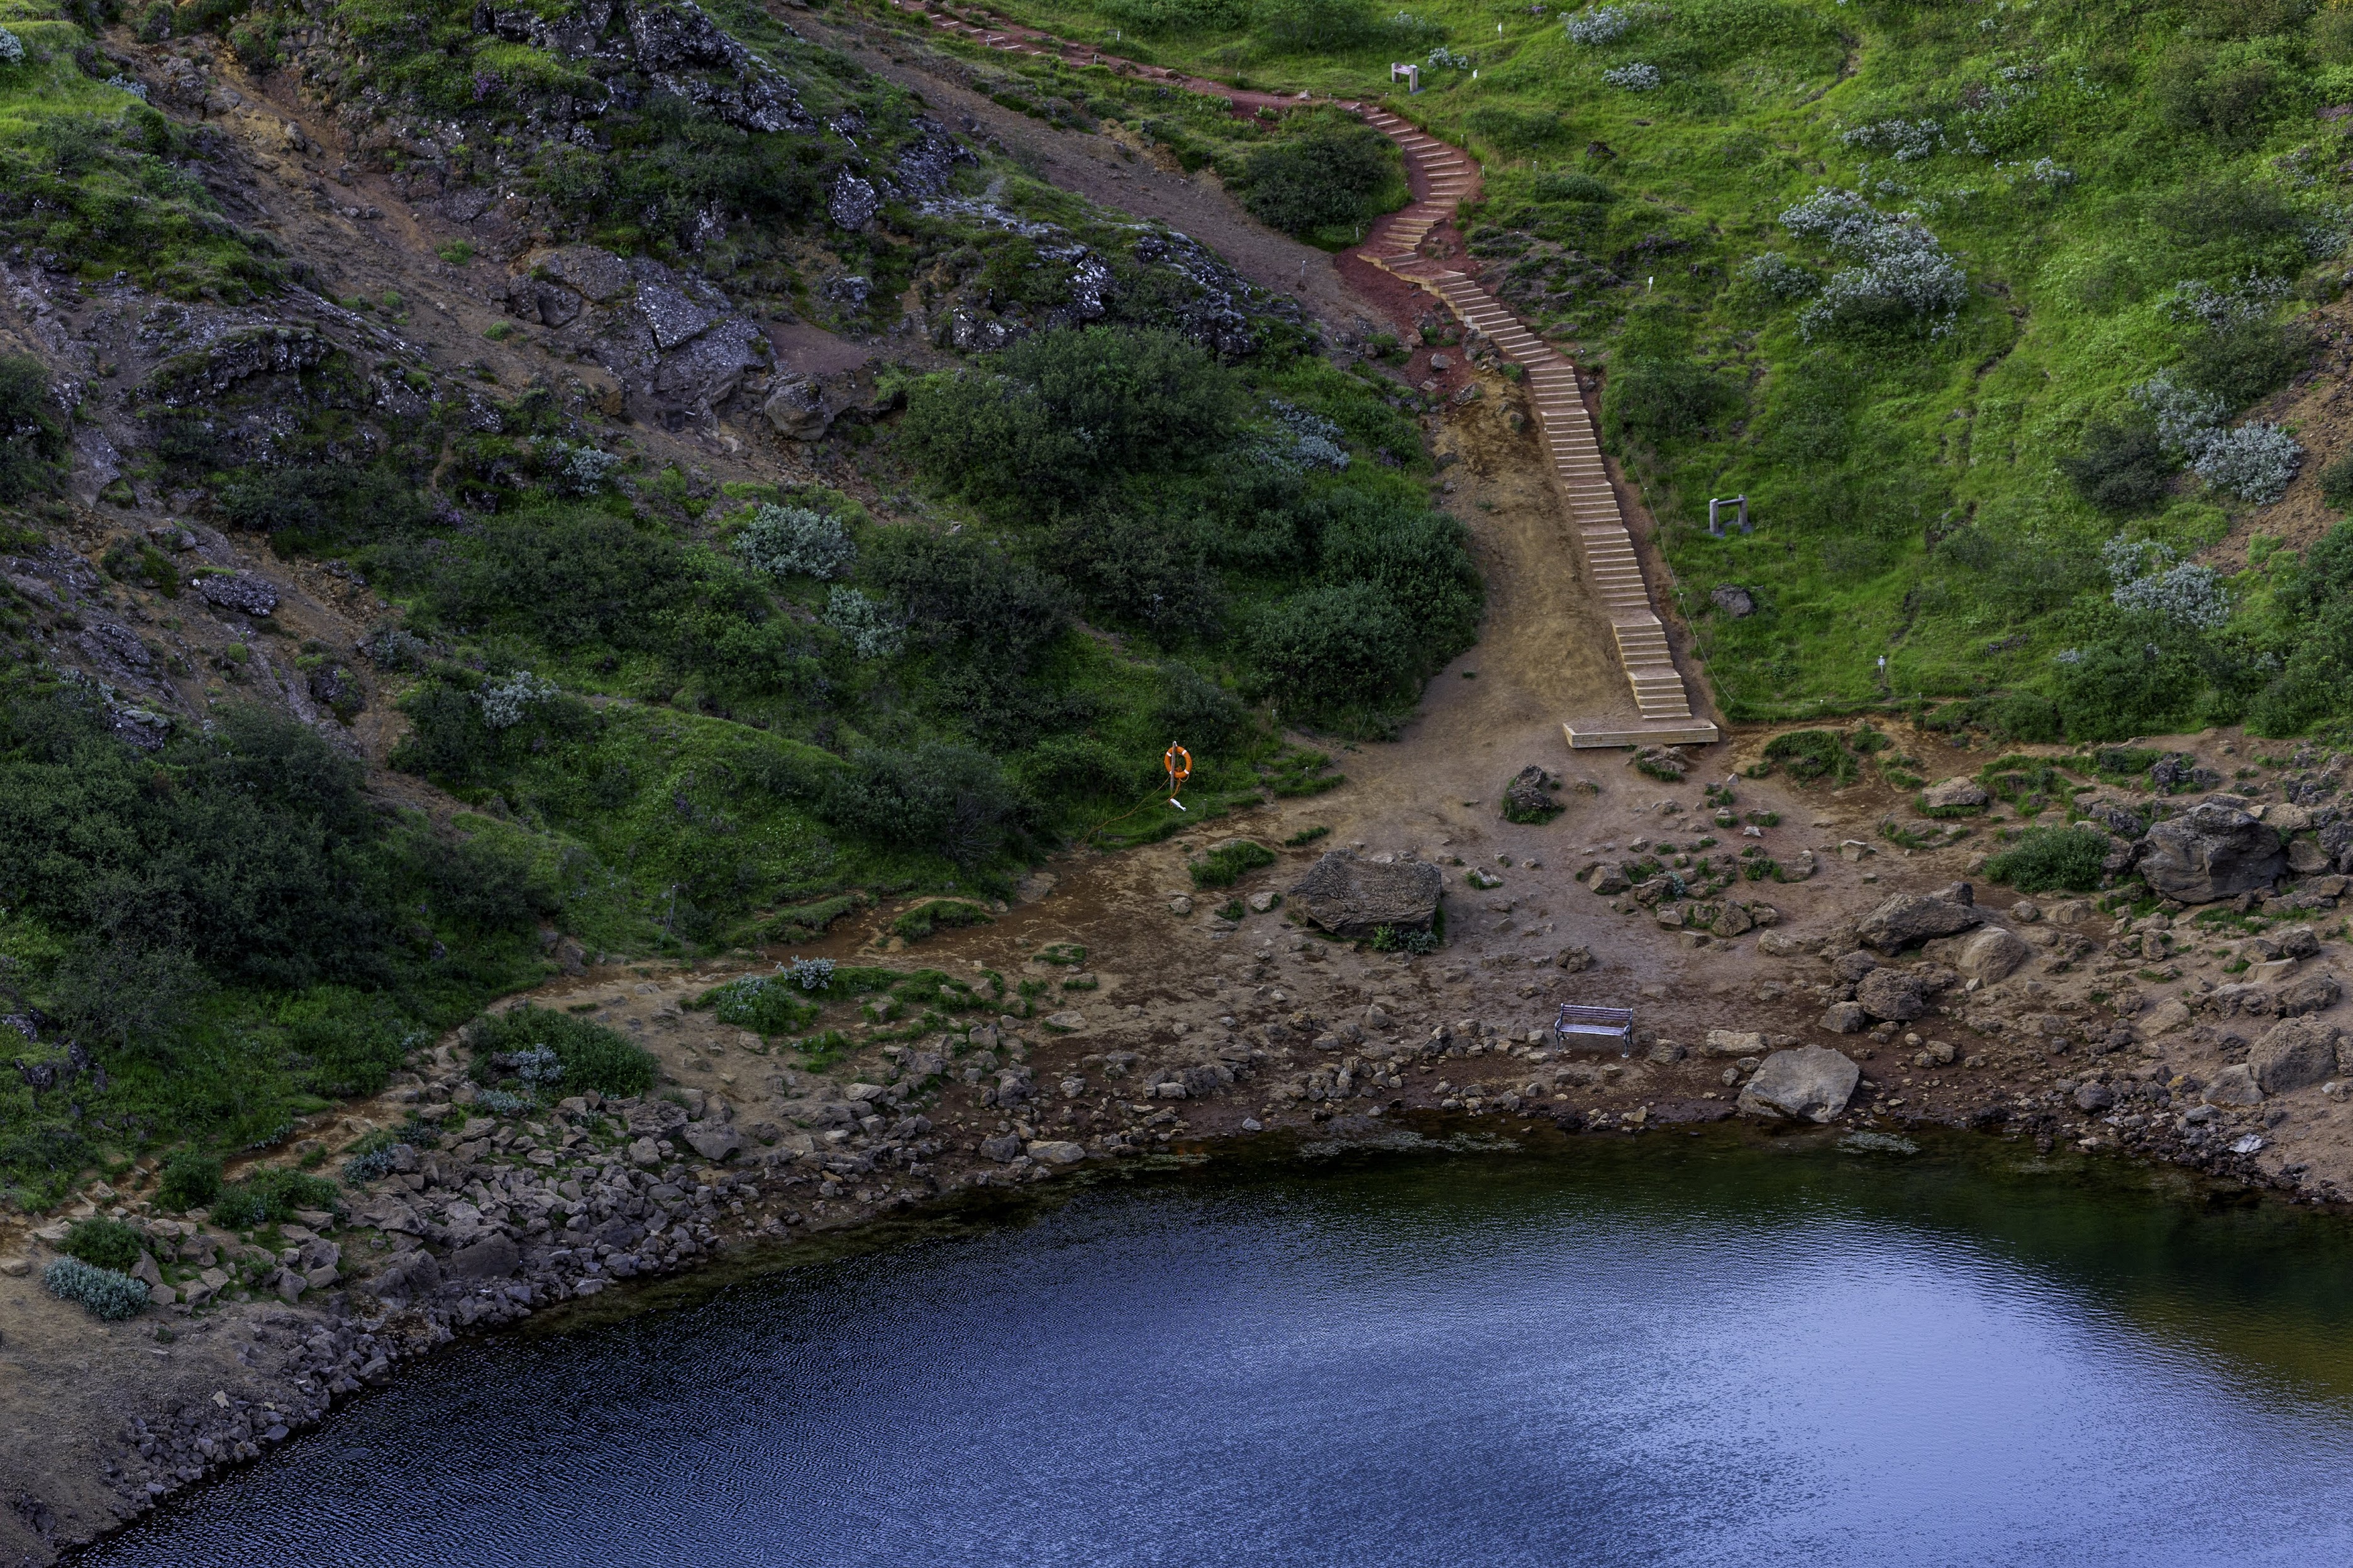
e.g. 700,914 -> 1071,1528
16,736 -> 2353,1562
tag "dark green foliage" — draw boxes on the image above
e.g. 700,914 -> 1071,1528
819,743 -> 1031,870
2179,319 -> 2308,408
1983,825 -> 2110,893
1761,729 -> 1856,784
1244,579 -> 1417,716
218,465 -> 436,550
0,355 -> 67,502
2152,51 -> 2283,149
1188,838 -> 1275,888
155,1150 -> 223,1212
209,1167 -> 339,1230
1602,358 -> 1739,448
465,1004 -> 656,1099
1234,123 -> 1399,240
433,509 -> 693,651
1255,0 -> 1378,52
890,898 -> 994,941
2052,638 -> 2204,741
60,1217 -> 146,1273
2060,421 -> 2172,514
2321,451 -> 2353,511
901,327 -> 1243,502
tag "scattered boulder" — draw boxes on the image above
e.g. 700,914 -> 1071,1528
1857,890 -> 1982,952
978,1133 -> 1024,1162
2287,839 -> 2332,875
1819,1001 -> 1868,1034
2073,1081 -> 2116,1113
2202,1064 -> 2263,1107
445,1234 -> 520,1280
1954,927 -> 2030,985
2140,998 -> 2193,1035
2278,973 -> 2342,1016
1588,862 -> 1631,895
1502,765 -> 1562,822
1854,968 -> 1927,1022
2250,1017 -> 2341,1095
1554,944 -> 1595,973
1288,850 -> 1443,939
196,572 -> 280,616
1920,777 -> 1990,814
1831,949 -> 1880,985
1026,1140 -> 1086,1166
1710,584 -> 1755,618
682,1122 -> 742,1161
1737,1046 -> 1861,1122
2135,802 -> 2284,903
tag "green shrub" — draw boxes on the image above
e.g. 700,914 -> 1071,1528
819,743 -> 1031,870
2059,421 -> 2172,514
890,899 -> 994,941
60,1217 -> 147,1273
465,1004 -> 656,1099
211,1168 -> 339,1230
1234,123 -> 1399,239
341,1130 -> 402,1185
1762,729 -> 1856,783
156,1151 -> 223,1212
2179,319 -> 2308,409
1245,580 -> 1420,719
217,465 -> 435,551
1602,358 -> 1739,448
44,1257 -> 152,1320
2320,452 -> 2353,511
0,355 -> 67,502
2052,638 -> 2204,741
2154,52 -> 2282,149
1983,825 -> 2110,893
1190,839 -> 1276,888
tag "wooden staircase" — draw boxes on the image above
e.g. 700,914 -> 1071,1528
1351,106 -> 1716,749
886,4 -> 1716,751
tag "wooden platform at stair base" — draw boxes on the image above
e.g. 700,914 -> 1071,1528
1562,719 -> 1721,749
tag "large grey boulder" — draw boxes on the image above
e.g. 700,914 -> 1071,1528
2250,1018 -> 2341,1095
1854,968 -> 1927,1022
1738,1047 -> 1861,1122
2135,802 -> 2283,903
1857,890 -> 1981,953
445,1234 -> 519,1280
1955,927 -> 2030,985
682,1121 -> 742,1161
1920,777 -> 1990,813
1288,851 -> 1443,939
2203,1064 -> 2263,1107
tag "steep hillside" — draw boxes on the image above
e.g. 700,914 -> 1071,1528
0,0 -> 1472,1201
965,0 -> 2353,740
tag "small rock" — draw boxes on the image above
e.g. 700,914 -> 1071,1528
1710,584 -> 1755,618
1041,1011 -> 1087,1033
1026,1140 -> 1087,1165
1248,890 -> 1280,914
978,1133 -> 1024,1162
1819,1002 -> 1869,1034
1954,927 -> 2030,985
682,1122 -> 742,1161
2073,1082 -> 2115,1113
1168,895 -> 1194,917
1705,1029 -> 1765,1057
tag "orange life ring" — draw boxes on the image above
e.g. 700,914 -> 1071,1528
1164,744 -> 1193,793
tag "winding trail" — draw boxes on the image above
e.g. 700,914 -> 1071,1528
890,3 -> 1716,747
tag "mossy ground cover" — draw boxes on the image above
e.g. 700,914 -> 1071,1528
0,0 -> 283,299
950,0 -> 2353,741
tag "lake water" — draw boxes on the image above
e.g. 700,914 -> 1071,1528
77,1124 -> 2353,1567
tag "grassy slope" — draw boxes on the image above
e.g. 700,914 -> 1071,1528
960,0 -> 2353,732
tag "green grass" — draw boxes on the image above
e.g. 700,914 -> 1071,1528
1188,837 -> 1278,887
951,0 -> 2353,738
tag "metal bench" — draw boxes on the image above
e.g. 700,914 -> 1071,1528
1554,1003 -> 1635,1057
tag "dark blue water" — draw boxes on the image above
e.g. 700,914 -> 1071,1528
79,1129 -> 2353,1567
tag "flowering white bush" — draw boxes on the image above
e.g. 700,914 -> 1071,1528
1564,4 -> 1663,44
2126,373 -> 2303,502
1601,63 -> 1661,91
2105,540 -> 2230,629
787,956 -> 836,990
2025,158 -> 2074,187
736,503 -> 855,580
1261,401 -> 1351,471
0,27 -> 25,65
2163,275 -> 2288,329
2191,421 -> 2303,504
477,670 -> 558,730
45,1258 -> 150,1320
2129,373 -> 2228,458
1427,44 -> 1471,67
549,444 -> 623,497
1741,251 -> 1818,299
1839,118 -> 1942,162
824,587 -> 904,659
1780,188 -> 1966,336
